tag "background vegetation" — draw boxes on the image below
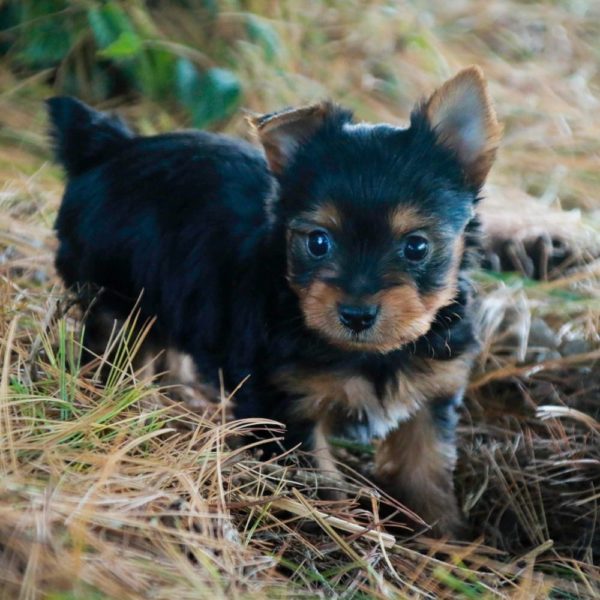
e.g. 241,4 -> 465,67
0,1 -> 599,598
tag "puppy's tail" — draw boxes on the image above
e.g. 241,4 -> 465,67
46,96 -> 134,177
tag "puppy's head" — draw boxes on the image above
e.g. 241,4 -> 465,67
251,67 -> 501,353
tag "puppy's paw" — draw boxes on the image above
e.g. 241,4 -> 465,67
165,381 -> 220,411
160,349 -> 229,414
427,509 -> 468,540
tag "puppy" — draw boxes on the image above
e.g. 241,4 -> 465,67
48,66 -> 501,536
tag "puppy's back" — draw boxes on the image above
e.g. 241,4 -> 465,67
48,97 -> 274,365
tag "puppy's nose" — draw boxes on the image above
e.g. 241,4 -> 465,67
338,304 -> 379,333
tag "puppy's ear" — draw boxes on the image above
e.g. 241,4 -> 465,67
423,66 -> 502,187
248,102 -> 337,175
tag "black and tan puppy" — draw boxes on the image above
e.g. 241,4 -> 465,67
48,66 -> 501,536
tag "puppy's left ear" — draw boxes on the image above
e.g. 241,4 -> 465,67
423,66 -> 502,187
248,102 -> 338,175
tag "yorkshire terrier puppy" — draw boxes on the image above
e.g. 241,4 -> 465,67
48,66 -> 501,536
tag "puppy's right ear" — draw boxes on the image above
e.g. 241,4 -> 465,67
420,66 -> 502,187
248,102 -> 339,175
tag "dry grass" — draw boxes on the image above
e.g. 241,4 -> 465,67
1,1 -> 599,598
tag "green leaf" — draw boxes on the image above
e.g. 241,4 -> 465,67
98,31 -> 142,59
131,47 -> 176,99
174,56 -> 199,106
18,25 -> 72,67
15,0 -> 73,68
175,59 -> 242,128
246,15 -> 280,62
87,2 -> 134,50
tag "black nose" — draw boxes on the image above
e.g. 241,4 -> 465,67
338,304 -> 379,333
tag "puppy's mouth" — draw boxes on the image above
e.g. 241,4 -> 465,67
295,280 -> 454,353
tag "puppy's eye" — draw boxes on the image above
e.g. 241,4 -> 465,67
306,230 -> 332,258
403,235 -> 429,262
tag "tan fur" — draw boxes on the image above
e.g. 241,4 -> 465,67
160,349 -> 220,409
389,206 -> 433,237
425,66 -> 502,187
134,344 -> 160,381
248,102 -> 335,175
296,237 -> 463,353
312,421 -> 345,499
374,407 -> 462,536
164,350 -> 198,386
278,371 -> 384,423
292,203 -> 342,231
277,355 -> 473,534
275,355 -> 472,436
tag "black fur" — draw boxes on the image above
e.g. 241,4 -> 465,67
47,97 -> 134,177
48,97 -> 479,449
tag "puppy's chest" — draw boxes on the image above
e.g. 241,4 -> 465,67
273,356 -> 472,442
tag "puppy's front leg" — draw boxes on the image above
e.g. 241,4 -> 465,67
311,418 -> 346,500
374,397 -> 462,537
